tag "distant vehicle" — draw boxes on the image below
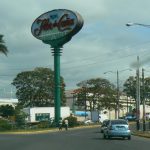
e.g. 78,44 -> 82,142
103,119 -> 131,140
125,114 -> 136,121
74,111 -> 88,117
84,119 -> 93,125
100,119 -> 110,133
146,113 -> 150,120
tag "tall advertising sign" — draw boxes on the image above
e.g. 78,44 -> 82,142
31,9 -> 84,126
31,9 -> 83,47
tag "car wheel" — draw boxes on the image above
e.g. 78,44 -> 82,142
107,135 -> 111,139
128,136 -> 131,140
103,134 -> 106,139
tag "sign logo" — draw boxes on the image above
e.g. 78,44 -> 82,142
31,9 -> 83,42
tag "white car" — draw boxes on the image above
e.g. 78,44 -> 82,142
146,113 -> 150,120
84,119 -> 93,125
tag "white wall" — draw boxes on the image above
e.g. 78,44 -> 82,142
23,107 -> 70,122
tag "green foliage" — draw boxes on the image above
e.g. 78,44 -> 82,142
0,105 -> 15,118
123,76 -> 150,105
14,107 -> 27,127
37,121 -> 50,128
76,78 -> 117,111
0,119 -> 12,131
12,67 -> 66,107
144,77 -> 150,101
63,115 -> 78,127
123,76 -> 137,100
0,34 -> 8,56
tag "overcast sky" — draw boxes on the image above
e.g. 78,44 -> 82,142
1,0 -> 150,98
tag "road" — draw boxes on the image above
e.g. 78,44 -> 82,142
0,127 -> 149,150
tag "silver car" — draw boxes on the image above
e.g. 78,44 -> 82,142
103,119 -> 131,140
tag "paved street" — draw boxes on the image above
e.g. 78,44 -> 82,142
0,127 -> 150,150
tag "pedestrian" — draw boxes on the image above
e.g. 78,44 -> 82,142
59,118 -> 63,130
64,119 -> 68,130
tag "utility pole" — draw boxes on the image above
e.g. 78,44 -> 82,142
117,70 -> 119,119
136,56 -> 140,130
104,69 -> 131,119
84,87 -> 87,119
142,68 -> 146,131
72,93 -> 75,114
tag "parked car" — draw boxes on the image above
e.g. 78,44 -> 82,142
146,113 -> 150,120
103,119 -> 131,140
84,119 -> 93,125
100,119 -> 110,133
125,114 -> 136,121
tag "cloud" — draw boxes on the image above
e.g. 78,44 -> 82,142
1,0 -> 150,95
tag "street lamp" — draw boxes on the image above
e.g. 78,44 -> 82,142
104,69 -> 132,119
126,21 -> 149,130
126,22 -> 150,28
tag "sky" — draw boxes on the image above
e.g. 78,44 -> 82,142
1,0 -> 150,98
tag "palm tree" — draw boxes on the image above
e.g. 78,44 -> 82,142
0,34 -> 8,56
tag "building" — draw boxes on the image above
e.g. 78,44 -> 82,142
0,98 -> 18,107
65,89 -> 136,120
23,107 -> 70,123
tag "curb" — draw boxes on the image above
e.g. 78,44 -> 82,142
0,124 -> 100,135
132,132 -> 150,139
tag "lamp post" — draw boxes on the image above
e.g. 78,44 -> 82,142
126,22 -> 149,130
71,91 -> 76,114
104,69 -> 132,119
136,56 -> 140,130
142,68 -> 146,131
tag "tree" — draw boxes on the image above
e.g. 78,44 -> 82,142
123,76 -> 137,100
144,77 -> 150,103
0,34 -> 8,56
0,105 -> 15,118
12,67 -> 66,107
123,76 -> 150,105
75,78 -> 117,112
14,105 -> 27,127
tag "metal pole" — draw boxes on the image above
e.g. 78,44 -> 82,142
136,56 -> 140,130
127,96 -> 129,113
142,68 -> 146,131
117,70 -> 119,119
84,87 -> 87,119
52,47 -> 61,126
72,93 -> 75,114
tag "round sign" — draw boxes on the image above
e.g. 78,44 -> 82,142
31,9 -> 83,46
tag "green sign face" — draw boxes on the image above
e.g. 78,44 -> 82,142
31,9 -> 84,46
35,113 -> 50,121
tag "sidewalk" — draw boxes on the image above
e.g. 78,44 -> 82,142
129,121 -> 150,138
132,131 -> 150,138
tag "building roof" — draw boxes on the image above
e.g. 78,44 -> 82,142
0,98 -> 18,106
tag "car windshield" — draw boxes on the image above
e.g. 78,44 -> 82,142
111,120 -> 128,125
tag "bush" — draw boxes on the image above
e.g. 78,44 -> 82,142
63,116 -> 78,127
37,121 -> 50,128
0,119 -> 12,131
